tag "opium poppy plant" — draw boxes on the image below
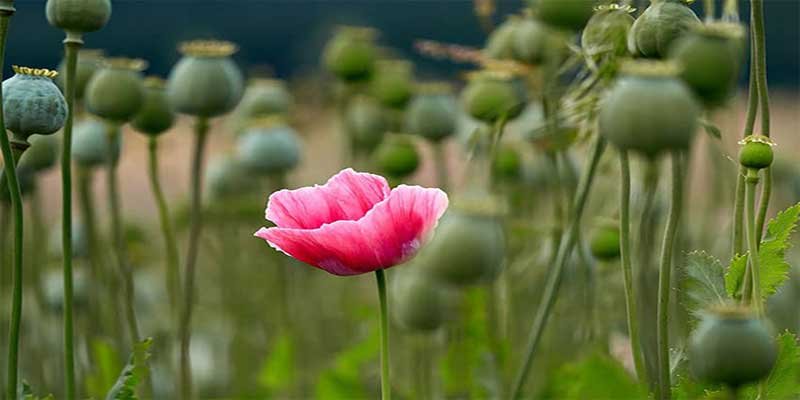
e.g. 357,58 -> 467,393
255,168 -> 448,399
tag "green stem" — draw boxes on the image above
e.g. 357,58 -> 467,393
618,150 -> 648,385
703,0 -> 715,21
147,137 -> 181,315
28,186 -> 47,313
106,124 -> 141,345
60,31 -> 83,400
432,141 -> 449,192
751,0 -> 771,242
509,136 -> 606,399
179,117 -> 209,400
745,169 -> 763,315
656,152 -> 685,400
375,269 -> 391,400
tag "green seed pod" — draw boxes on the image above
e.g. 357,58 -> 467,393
689,306 -> 777,388
581,4 -> 635,60
628,0 -> 700,59
461,70 -> 526,124
72,117 -> 120,168
598,61 -> 700,157
46,0 -> 111,34
512,17 -> 553,65
529,0 -> 596,31
423,199 -> 506,286
670,22 -> 745,108
236,122 -> 301,176
391,267 -> 452,332
42,267 -> 89,313
3,66 -> 67,142
56,49 -> 104,101
589,220 -> 621,261
205,156 -> 254,201
0,165 -> 36,203
492,145 -> 522,181
345,95 -> 387,152
18,135 -> 59,173
373,135 -> 419,179
323,26 -> 377,83
86,58 -> 146,123
738,135 -> 774,170
405,83 -> 457,142
131,77 -> 176,136
485,16 -> 521,60
370,60 -> 414,109
230,79 -> 293,134
167,40 -> 245,118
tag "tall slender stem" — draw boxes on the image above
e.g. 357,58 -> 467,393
147,137 -> 181,315
60,31 -> 83,400
179,117 -> 209,400
375,269 -> 391,400
751,0 -> 771,241
744,169 -> 763,315
703,0 -> 715,21
618,150 -> 648,385
656,152 -> 685,400
510,136 -> 606,399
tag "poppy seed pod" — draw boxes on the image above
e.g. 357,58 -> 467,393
598,61 -> 700,157
56,49 -> 104,101
167,40 -> 245,118
484,16 -> 521,60
345,95 -> 387,152
236,122 -> 301,176
205,156 -> 255,201
370,60 -> 414,109
628,0 -> 700,59
461,70 -> 526,124
738,135 -> 774,170
581,4 -> 635,60
689,306 -> 777,388
528,0 -> 596,31
374,134 -> 420,179
0,166 -> 36,203
424,199 -> 506,286
85,58 -> 146,123
131,77 -> 176,136
3,66 -> 68,142
405,84 -> 457,142
512,17 -> 553,65
230,79 -> 293,133
323,26 -> 377,83
18,135 -> 59,173
72,118 -> 120,168
670,22 -> 745,107
392,268 -> 452,332
46,0 -> 111,34
492,145 -> 522,181
589,221 -> 621,261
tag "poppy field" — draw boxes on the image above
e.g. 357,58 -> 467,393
0,0 -> 799,399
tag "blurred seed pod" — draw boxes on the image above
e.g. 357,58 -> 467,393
3,66 -> 67,141
0,165 -> 36,203
581,4 -> 635,61
48,219 -> 88,260
369,60 -> 414,109
41,267 -> 90,314
373,134 -> 420,179
598,60 -> 700,157
167,40 -> 245,118
236,121 -> 301,176
670,22 -> 745,108
18,135 -> 60,174
205,156 -> 255,201
72,117 -> 120,168
391,266 -> 454,332
230,79 -> 293,134
323,26 -> 378,83
345,95 -> 387,152
512,17 -> 554,65
628,0 -> 700,59
689,306 -> 777,388
56,49 -> 105,101
492,145 -> 522,182
484,15 -> 521,61
528,0 -> 595,31
405,83 -> 457,143
589,219 -> 621,261
46,0 -> 111,34
86,58 -> 146,123
461,70 -> 526,124
131,77 -> 176,136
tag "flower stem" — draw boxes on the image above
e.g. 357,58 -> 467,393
744,169 -> 763,315
147,137 -> 181,316
751,0 -> 771,242
375,268 -> 391,400
509,136 -> 606,399
618,150 -> 648,385
656,151 -> 686,400
180,117 -> 209,400
60,30 -> 84,400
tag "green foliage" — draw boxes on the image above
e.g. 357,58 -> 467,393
547,352 -> 647,399
725,202 -> 800,300
739,331 -> 800,399
258,333 -> 296,396
683,251 -> 729,319
105,338 -> 153,400
19,381 -> 54,400
85,338 -> 123,399
314,328 -> 380,399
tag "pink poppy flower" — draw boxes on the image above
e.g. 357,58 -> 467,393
255,168 -> 449,276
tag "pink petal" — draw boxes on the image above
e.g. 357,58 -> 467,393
255,185 -> 449,275
265,168 -> 391,229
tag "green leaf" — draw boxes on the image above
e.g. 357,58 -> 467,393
547,352 -> 648,399
699,118 -> 722,139
683,251 -> 729,318
257,333 -> 296,395
725,254 -> 748,299
314,328 -> 379,399
19,381 -> 54,400
85,338 -> 123,399
105,338 -> 153,400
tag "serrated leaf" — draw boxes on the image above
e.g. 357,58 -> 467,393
547,352 -> 648,399
725,254 -> 748,299
105,338 -> 153,400
258,333 -> 296,395
683,251 -> 729,317
740,331 -> 800,399
85,338 -> 123,399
